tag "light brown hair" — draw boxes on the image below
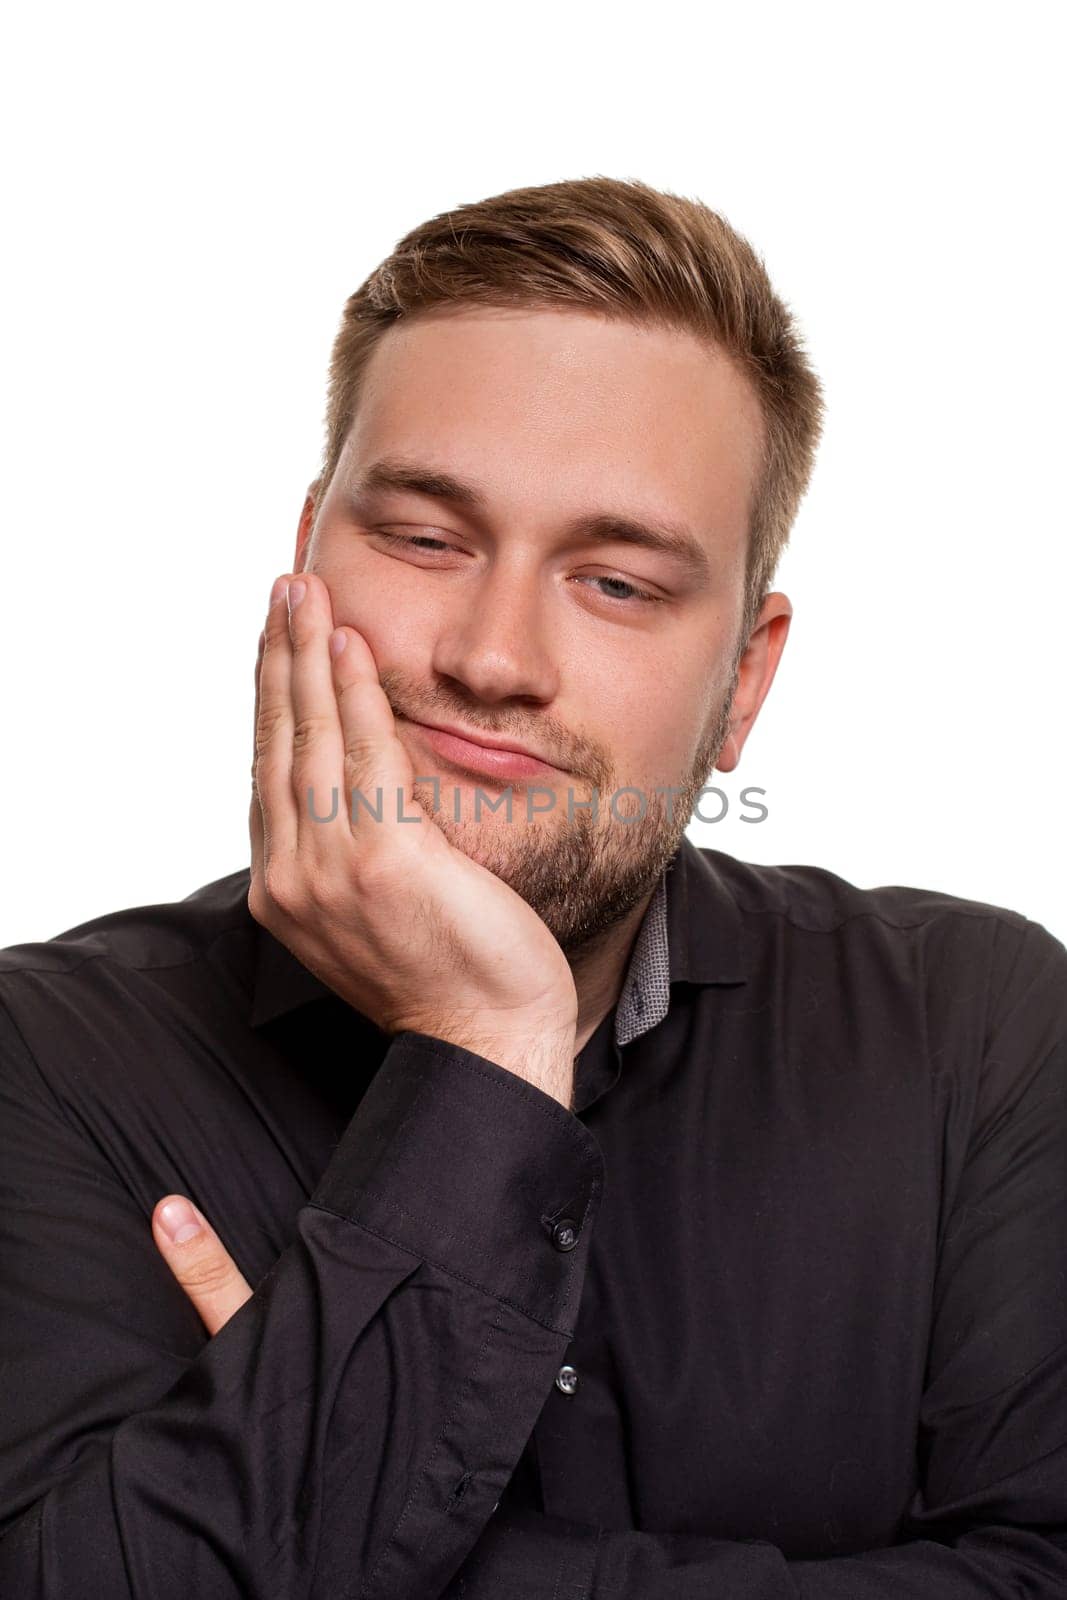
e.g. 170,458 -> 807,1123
317,175 -> 825,641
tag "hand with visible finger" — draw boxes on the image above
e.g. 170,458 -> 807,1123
152,1196 -> 251,1338
248,572 -> 578,1107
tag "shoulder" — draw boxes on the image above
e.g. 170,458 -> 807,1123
0,867 -> 252,980
0,868 -> 255,1073
697,843 -> 1034,933
696,842 -> 1058,946
692,843 -> 1067,1053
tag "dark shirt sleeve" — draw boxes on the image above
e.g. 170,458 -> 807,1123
0,1014 -> 603,1600
443,916 -> 1067,1598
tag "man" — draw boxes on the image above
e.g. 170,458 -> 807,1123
1,176 -> 1064,1598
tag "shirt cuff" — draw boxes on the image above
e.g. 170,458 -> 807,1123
308,1030 -> 604,1333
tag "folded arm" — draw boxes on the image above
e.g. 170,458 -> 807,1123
0,1012 -> 603,1600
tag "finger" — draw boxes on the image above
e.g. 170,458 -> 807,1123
328,624 -> 417,844
251,624 -> 266,784
152,1194 -> 253,1338
284,572 -> 348,855
249,626 -> 266,914
257,573 -> 299,876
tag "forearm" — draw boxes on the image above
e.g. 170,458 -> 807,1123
0,1030 -> 603,1600
443,1504 -> 1067,1598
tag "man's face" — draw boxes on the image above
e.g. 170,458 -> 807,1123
298,306 -> 785,955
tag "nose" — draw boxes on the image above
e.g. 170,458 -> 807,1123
429,555 -> 560,706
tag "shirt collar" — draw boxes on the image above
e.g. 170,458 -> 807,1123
248,833 -> 747,1032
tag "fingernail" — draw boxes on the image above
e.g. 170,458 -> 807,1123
329,628 -> 347,657
269,575 -> 287,609
159,1198 -> 202,1244
287,579 -> 306,612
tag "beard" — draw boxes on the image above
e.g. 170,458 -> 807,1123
382,664 -> 738,959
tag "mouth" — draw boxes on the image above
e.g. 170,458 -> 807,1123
402,719 -> 565,784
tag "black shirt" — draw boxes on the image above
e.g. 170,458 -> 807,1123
1,838 -> 1065,1597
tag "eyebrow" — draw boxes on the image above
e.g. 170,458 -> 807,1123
348,456 -> 713,584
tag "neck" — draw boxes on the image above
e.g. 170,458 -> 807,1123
566,884 -> 658,1054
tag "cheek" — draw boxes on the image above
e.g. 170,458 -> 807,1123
313,553 -> 438,673
586,654 -> 709,784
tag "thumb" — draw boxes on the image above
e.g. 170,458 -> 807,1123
152,1194 -> 252,1337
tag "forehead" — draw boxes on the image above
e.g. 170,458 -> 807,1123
343,306 -> 763,560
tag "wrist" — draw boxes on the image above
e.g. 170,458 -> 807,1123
492,1033 -> 577,1109
439,1014 -> 578,1110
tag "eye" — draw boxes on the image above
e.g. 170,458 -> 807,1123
574,574 -> 663,605
373,530 -> 663,607
376,530 -> 453,553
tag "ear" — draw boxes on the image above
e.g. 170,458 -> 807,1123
293,478 -> 322,573
716,592 -> 792,773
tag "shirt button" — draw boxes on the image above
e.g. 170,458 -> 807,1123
556,1364 -> 580,1396
551,1218 -> 579,1252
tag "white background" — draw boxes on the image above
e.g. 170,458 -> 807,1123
1,1 -> 1063,948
